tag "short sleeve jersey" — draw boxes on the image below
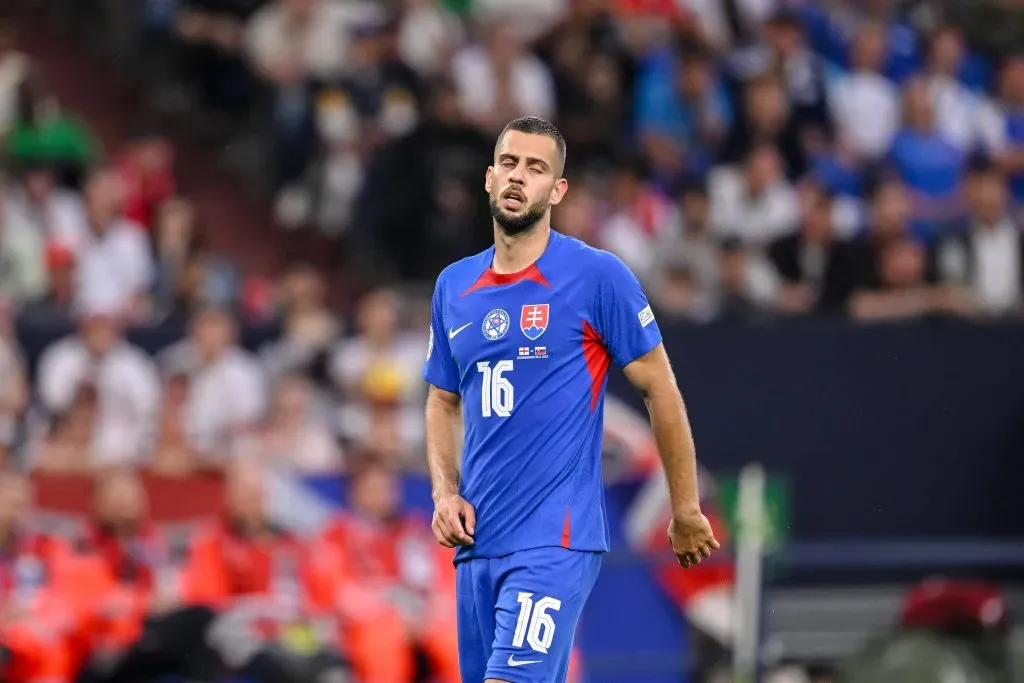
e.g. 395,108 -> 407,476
423,230 -> 662,562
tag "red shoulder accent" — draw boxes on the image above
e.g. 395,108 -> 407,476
582,321 -> 611,413
462,263 -> 551,296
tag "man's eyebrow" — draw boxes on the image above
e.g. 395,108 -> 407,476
496,153 -> 553,171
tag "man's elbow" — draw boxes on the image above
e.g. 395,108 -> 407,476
426,385 -> 461,414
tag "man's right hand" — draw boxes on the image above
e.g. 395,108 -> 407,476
432,493 -> 476,548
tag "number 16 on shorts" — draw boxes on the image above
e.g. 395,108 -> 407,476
513,592 -> 561,654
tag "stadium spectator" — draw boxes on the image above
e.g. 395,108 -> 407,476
150,197 -> 208,323
320,458 -> 459,682
170,0 -> 263,118
398,0 -> 464,79
332,289 -> 426,460
4,77 -> 98,185
719,74 -> 807,180
0,472 -> 95,683
5,160 -> 85,247
66,168 -> 154,319
829,22 -> 900,162
28,384 -> 99,473
251,373 -> 341,473
451,22 -> 556,133
709,143 -> 799,245
937,165 -> 1024,317
920,25 -> 981,153
183,459 -> 351,683
978,53 -> 1024,207
149,372 -> 199,477
647,180 -> 723,321
599,160 -> 680,284
261,264 -> 340,385
163,307 -> 266,465
116,132 -> 175,231
243,0 -> 379,188
888,77 -> 967,242
74,470 -> 177,680
768,188 -> 856,314
19,238 -> 76,324
35,300 -> 161,469
761,9 -> 833,144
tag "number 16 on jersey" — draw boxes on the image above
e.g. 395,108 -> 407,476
477,360 -> 514,418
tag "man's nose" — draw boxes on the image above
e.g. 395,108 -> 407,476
508,164 -> 525,183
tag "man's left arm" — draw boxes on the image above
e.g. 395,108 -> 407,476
622,344 -> 701,524
595,252 -> 719,567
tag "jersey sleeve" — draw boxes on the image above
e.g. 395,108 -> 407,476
593,251 -> 663,368
422,276 -> 460,393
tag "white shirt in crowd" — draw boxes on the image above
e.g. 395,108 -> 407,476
36,334 -> 161,464
830,70 -> 900,160
245,0 -> 384,82
600,201 -> 681,287
976,98 -> 1017,157
451,45 -> 556,124
708,166 -> 800,245
398,3 -> 464,77
179,346 -> 267,458
70,220 -> 154,313
6,186 -> 88,244
470,0 -> 568,43
939,218 -> 1022,316
0,199 -> 47,305
926,74 -> 982,152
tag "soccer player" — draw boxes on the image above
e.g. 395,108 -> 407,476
423,116 -> 719,683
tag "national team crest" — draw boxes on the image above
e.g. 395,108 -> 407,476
520,304 -> 549,341
482,309 -> 511,341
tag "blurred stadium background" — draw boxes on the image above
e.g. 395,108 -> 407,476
1,0 -> 1024,681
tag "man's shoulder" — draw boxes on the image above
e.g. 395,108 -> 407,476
436,248 -> 492,297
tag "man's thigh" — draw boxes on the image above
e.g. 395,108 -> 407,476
485,547 -> 601,683
457,557 -> 496,683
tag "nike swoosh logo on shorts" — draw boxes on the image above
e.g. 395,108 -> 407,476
449,322 -> 472,339
507,654 -> 542,667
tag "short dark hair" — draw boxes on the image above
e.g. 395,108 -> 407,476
496,116 -> 567,176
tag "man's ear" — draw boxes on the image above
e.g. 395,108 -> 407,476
549,177 -> 569,206
485,166 -> 493,193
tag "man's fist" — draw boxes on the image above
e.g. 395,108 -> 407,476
668,512 -> 720,568
432,493 -> 476,548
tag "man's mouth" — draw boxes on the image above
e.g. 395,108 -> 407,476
502,188 -> 525,209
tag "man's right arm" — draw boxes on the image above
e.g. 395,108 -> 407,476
423,274 -> 474,547
425,385 -> 462,503
425,385 -> 475,547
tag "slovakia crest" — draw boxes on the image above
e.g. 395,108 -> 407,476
520,304 -> 549,341
482,309 -> 511,341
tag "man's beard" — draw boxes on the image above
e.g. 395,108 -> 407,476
489,194 -> 549,236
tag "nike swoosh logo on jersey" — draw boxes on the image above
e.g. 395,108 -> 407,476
507,654 -> 542,667
448,322 -> 472,340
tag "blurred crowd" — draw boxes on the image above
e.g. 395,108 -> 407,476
0,0 -> 1023,681
78,0 -> 1024,319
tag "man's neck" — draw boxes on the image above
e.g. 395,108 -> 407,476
492,223 -> 551,274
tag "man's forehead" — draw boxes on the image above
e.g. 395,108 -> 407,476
495,130 -> 558,163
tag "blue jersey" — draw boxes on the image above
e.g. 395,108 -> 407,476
423,230 -> 663,562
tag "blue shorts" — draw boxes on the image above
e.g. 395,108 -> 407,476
456,546 -> 602,683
